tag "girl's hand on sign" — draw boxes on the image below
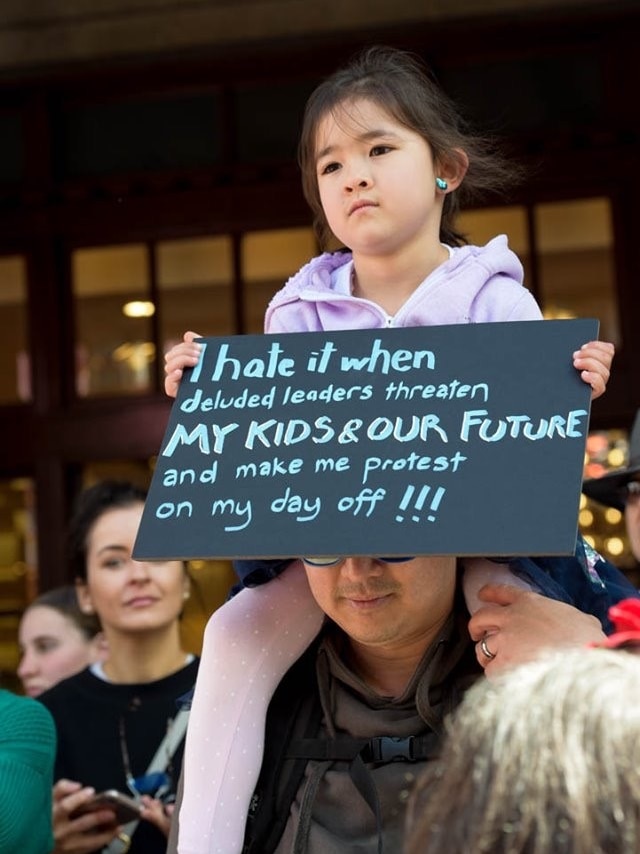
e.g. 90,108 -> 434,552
573,339 -> 614,400
164,331 -> 203,398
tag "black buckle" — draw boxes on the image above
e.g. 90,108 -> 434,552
366,736 -> 415,763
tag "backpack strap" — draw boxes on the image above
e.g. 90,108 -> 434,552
287,733 -> 440,764
287,732 -> 441,854
241,638 -> 442,854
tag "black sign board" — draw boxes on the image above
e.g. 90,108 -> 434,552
134,319 -> 597,560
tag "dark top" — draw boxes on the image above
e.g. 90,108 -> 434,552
242,608 -> 480,854
39,658 -> 199,854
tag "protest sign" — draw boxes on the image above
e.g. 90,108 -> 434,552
134,318 -> 597,559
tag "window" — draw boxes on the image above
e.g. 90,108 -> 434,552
0,112 -> 23,183
458,200 -> 629,576
0,478 -> 36,690
70,227 -> 317,396
441,53 -> 602,134
72,244 -> 153,396
456,198 -> 619,345
55,94 -> 222,177
534,198 -> 619,345
0,255 -> 30,403
242,227 -> 316,333
156,236 -> 235,344
234,80 -> 316,163
456,206 -> 531,282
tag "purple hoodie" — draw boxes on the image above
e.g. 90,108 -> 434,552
264,234 -> 542,333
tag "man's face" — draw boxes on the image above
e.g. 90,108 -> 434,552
302,556 -> 457,654
625,480 -> 640,561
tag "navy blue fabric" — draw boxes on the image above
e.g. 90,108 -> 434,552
230,558 -> 293,597
232,537 -> 640,633
505,535 -> 639,633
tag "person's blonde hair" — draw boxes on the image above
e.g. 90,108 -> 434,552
405,648 -> 640,854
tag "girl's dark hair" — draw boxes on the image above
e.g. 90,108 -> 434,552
68,480 -> 147,582
27,584 -> 101,638
298,45 -> 522,248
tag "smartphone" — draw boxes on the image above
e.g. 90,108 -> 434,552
70,790 -> 142,824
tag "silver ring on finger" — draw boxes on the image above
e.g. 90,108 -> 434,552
480,635 -> 496,661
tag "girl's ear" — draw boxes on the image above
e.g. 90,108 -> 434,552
437,148 -> 469,192
75,580 -> 95,615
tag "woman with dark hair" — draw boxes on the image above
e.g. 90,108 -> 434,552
39,480 -> 198,854
19,584 -> 106,698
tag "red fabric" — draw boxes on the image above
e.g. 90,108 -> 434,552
598,598 -> 640,648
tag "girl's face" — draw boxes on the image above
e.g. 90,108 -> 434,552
76,503 -> 188,638
18,605 -> 96,697
314,98 -> 443,259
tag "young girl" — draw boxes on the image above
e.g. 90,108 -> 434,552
164,46 -> 615,853
39,481 -> 198,854
19,584 -> 106,698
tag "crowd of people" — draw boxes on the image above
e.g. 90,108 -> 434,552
3,44 -> 640,854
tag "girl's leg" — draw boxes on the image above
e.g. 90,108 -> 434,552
178,560 -> 323,854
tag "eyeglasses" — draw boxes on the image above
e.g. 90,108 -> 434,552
302,556 -> 415,567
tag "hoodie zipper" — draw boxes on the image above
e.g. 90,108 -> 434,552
299,288 -> 395,326
299,259 -> 452,329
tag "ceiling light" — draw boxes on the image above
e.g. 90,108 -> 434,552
123,300 -> 155,318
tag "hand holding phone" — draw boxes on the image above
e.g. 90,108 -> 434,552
69,790 -> 142,825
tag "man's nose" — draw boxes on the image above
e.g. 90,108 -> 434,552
340,557 -> 384,579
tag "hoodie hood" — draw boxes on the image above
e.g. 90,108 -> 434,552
264,235 -> 541,333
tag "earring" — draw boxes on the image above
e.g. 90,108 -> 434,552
436,177 -> 448,191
